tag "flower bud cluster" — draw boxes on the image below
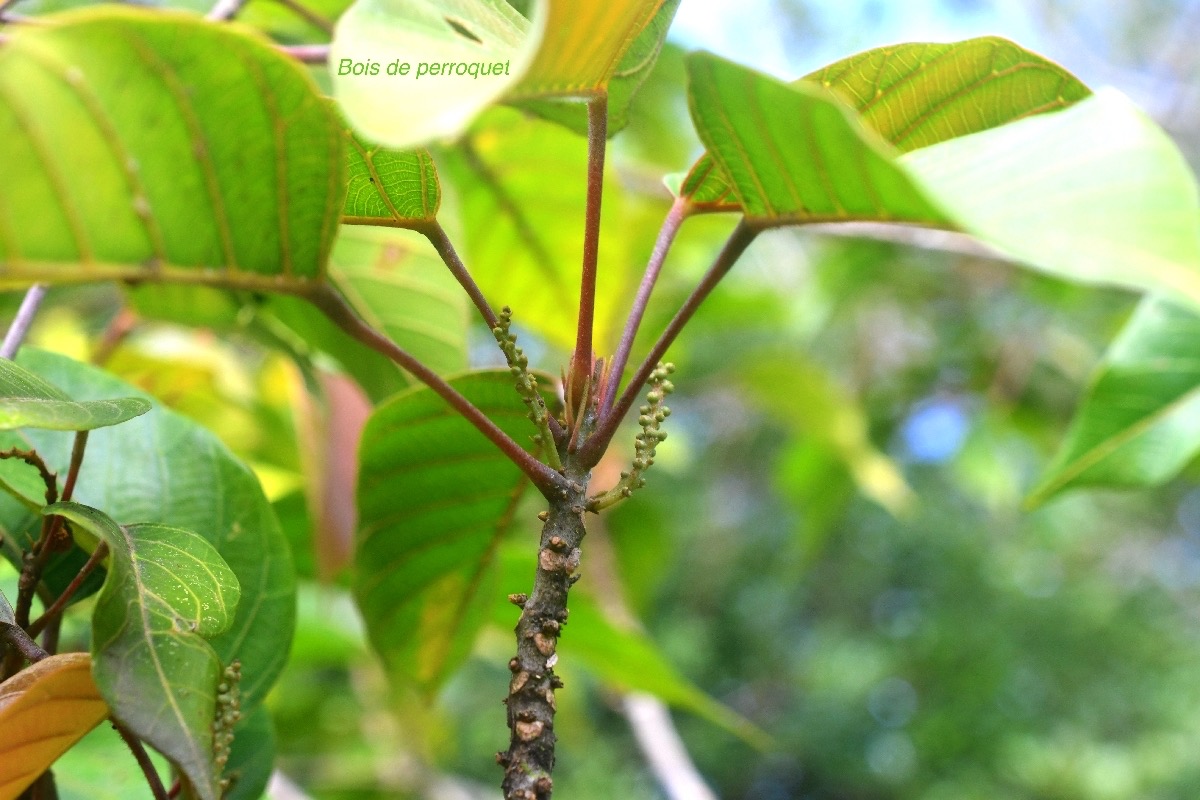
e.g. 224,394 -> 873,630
493,307 -> 562,470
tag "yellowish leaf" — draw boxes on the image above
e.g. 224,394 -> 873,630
0,652 -> 109,800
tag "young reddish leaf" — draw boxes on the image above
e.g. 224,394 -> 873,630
0,652 -> 109,799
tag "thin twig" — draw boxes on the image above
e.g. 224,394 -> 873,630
568,96 -> 609,405
1,283 -> 47,359
419,221 -> 499,330
580,222 -> 758,466
206,0 -> 248,20
113,720 -> 169,800
27,543 -> 107,638
278,44 -> 329,64
602,197 -> 687,412
0,622 -> 48,662
306,285 -> 568,498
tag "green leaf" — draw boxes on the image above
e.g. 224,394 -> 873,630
901,89 -> 1200,308
343,132 -> 441,226
330,0 -> 548,149
0,357 -> 150,431
0,349 -> 296,710
1030,298 -> 1200,504
220,705 -> 277,800
0,7 -> 344,289
46,501 -> 239,800
684,52 -> 951,225
566,596 -> 772,750
513,0 -> 681,136
356,370 -> 550,691
677,38 -> 1088,211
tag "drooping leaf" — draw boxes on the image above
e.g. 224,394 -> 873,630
330,0 -> 548,149
901,89 -> 1200,308
356,370 -> 552,691
684,52 -> 950,225
514,0 -> 681,135
342,132 -> 441,226
0,349 -> 296,711
677,38 -> 1089,212
47,502 -> 239,800
565,596 -> 772,750
0,7 -> 344,288
1029,299 -> 1200,504
0,652 -> 109,800
0,357 -> 150,431
509,0 -> 668,100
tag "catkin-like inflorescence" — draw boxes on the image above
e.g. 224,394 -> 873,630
213,660 -> 242,791
493,307 -> 563,471
587,362 -> 675,511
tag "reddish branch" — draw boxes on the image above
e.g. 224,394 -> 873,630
567,96 -> 609,409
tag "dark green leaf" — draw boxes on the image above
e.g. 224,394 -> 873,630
0,349 -> 296,709
0,357 -> 150,431
220,705 -> 277,800
355,370 -> 550,691
47,501 -> 239,800
1030,298 -> 1200,504
0,8 -> 344,289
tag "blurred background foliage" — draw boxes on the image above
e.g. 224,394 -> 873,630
4,0 -> 1200,798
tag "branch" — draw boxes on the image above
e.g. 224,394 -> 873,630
278,44 -> 329,64
622,694 -> 719,800
27,543 -> 107,638
206,0 -> 248,21
568,96 -> 608,404
306,285 -> 568,498
0,621 -> 48,663
113,720 -> 169,800
579,221 -> 758,465
418,220 -> 499,330
1,283 -> 47,359
602,197 -> 687,412
268,0 -> 332,33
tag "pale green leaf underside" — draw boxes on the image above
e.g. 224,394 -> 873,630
0,357 -> 150,431
1030,299 -> 1200,504
901,89 -> 1200,307
343,132 -> 440,225
331,0 -> 547,149
0,8 -> 344,290
356,370 -> 550,691
47,501 -> 240,800
0,349 -> 296,710
677,38 -> 1089,210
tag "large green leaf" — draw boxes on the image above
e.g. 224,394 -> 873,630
47,502 -> 239,800
678,38 -> 1089,212
684,52 -> 950,225
221,705 -> 276,800
356,370 -> 549,691
684,55 -> 1200,308
343,132 -> 441,226
1030,299 -> 1200,504
901,89 -> 1200,307
0,349 -> 296,709
0,7 -> 344,288
330,0 -> 548,149
0,357 -> 150,431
